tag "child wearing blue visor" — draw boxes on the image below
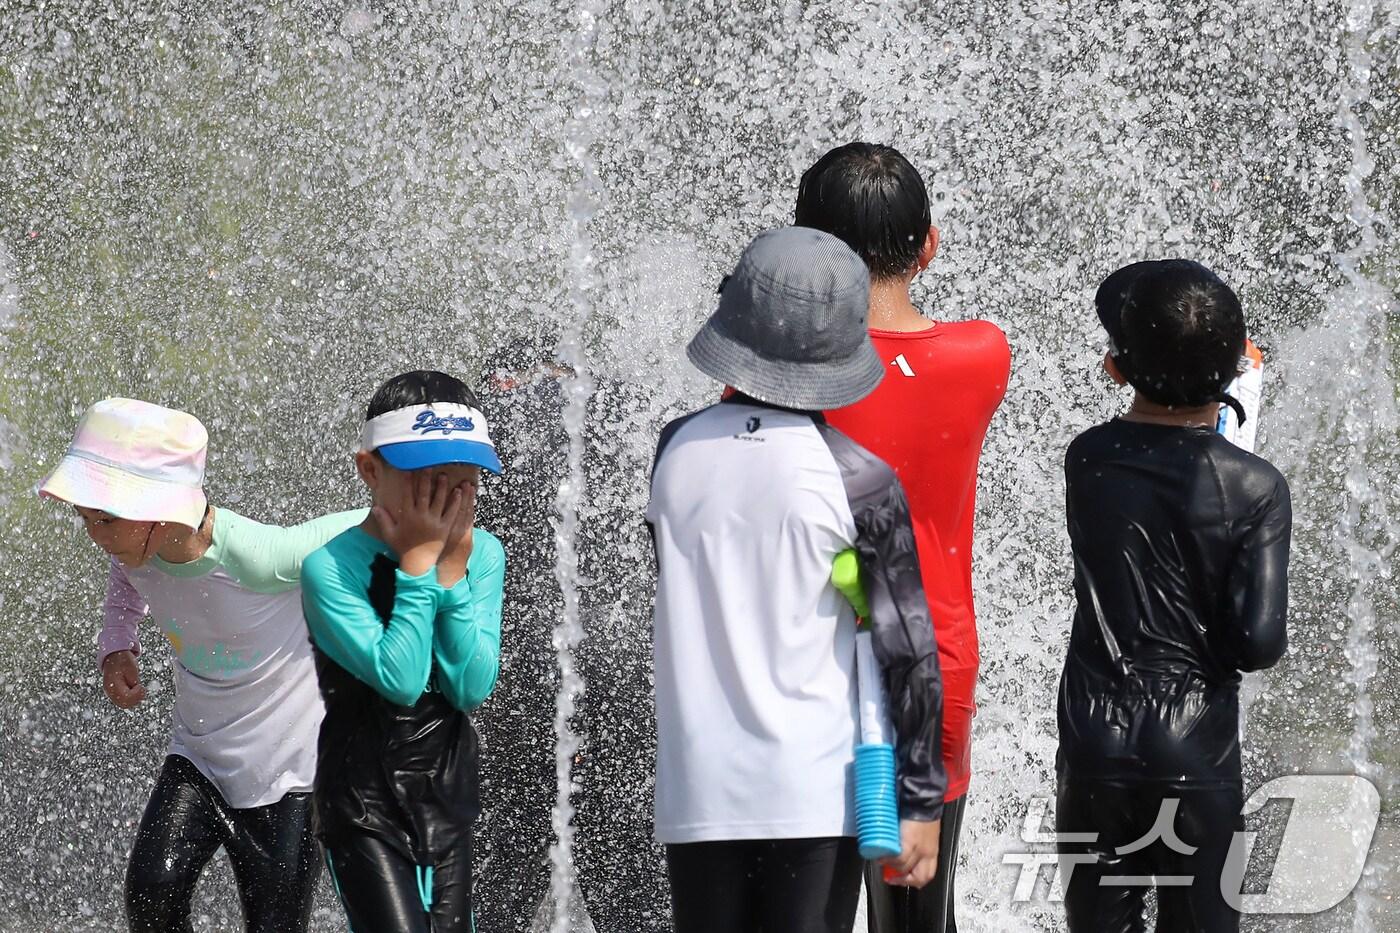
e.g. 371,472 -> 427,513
301,370 -> 506,933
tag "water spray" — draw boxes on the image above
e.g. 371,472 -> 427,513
539,2 -> 605,931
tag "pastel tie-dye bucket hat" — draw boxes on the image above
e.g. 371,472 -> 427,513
38,398 -> 208,529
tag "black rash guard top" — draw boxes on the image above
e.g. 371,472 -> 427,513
1058,419 -> 1292,787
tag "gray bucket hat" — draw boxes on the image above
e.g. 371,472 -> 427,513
686,227 -> 883,410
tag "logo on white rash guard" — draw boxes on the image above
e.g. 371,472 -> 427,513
732,414 -> 766,444
163,619 -> 266,677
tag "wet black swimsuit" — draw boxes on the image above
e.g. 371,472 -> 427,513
1056,419 -> 1292,932
311,553 -> 483,862
1058,419 -> 1292,783
666,837 -> 863,933
125,755 -> 320,933
310,551 -> 481,932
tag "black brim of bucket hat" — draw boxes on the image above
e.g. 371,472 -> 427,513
686,318 -> 885,411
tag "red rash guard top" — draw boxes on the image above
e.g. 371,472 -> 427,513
825,320 -> 1010,800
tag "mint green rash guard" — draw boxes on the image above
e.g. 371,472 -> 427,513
101,508 -> 368,808
299,526 -> 505,861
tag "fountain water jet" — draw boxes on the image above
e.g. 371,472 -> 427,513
1260,3 -> 1398,930
536,1 -> 605,931
1331,2 -> 1396,928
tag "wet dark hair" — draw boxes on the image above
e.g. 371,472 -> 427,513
1113,261 -> 1247,412
366,370 -> 478,420
795,142 -> 932,279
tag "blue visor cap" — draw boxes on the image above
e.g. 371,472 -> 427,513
376,438 -> 503,474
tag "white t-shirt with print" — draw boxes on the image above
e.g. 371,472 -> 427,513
101,508 -> 365,809
647,403 -> 863,844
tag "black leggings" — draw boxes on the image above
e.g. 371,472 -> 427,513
863,793 -> 968,933
1056,779 -> 1245,933
324,830 -> 475,933
125,755 -> 320,933
666,836 -> 863,933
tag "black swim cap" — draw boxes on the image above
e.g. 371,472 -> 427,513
1096,259 -> 1247,415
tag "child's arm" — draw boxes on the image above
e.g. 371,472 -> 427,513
1226,474 -> 1292,671
98,558 -> 149,709
301,548 -> 440,706
431,530 -> 505,712
98,557 -> 147,667
849,479 -> 946,824
221,509 -> 370,594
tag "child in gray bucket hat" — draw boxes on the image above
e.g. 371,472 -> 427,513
647,227 -> 948,933
685,226 -> 886,409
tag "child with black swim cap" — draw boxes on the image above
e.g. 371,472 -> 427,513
1056,260 -> 1292,932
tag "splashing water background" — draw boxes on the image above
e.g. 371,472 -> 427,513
0,2 -> 1396,931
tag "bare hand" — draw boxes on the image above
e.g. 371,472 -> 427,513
372,472 -> 463,576
437,480 -> 478,589
881,818 -> 942,888
101,650 -> 147,709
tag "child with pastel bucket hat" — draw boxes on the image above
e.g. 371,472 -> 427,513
38,397 -> 365,933
647,227 -> 947,933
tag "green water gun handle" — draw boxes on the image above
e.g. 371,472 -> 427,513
832,548 -> 870,622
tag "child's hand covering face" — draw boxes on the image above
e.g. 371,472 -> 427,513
370,469 -> 472,576
436,471 -> 479,588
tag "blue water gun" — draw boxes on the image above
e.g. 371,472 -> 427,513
833,549 -> 902,862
